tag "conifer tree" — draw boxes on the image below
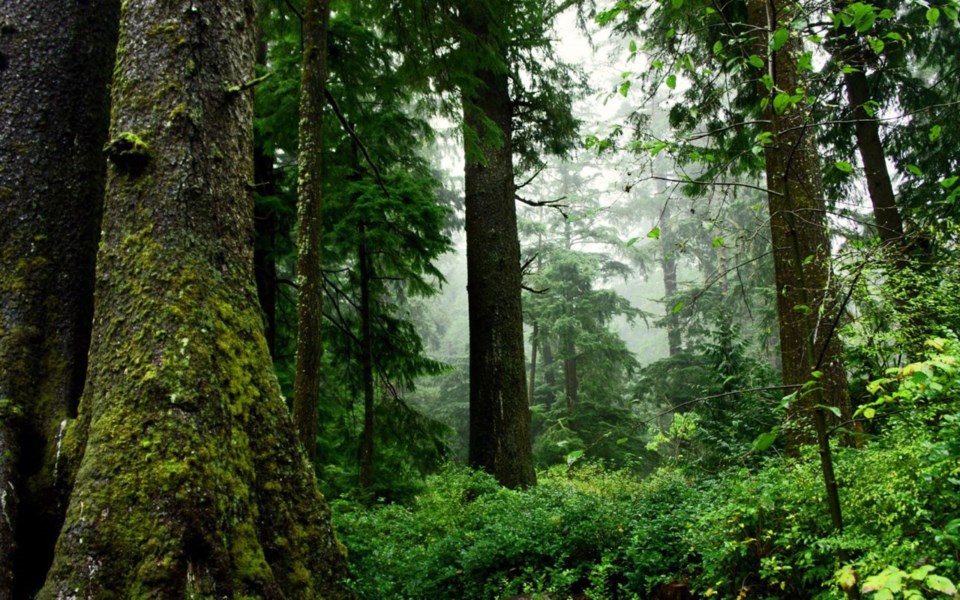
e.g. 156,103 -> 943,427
36,0 -> 349,594
0,1 -> 118,595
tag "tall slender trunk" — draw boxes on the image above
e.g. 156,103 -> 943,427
37,0 -> 349,595
528,321 -> 539,405
746,0 -> 852,573
746,0 -> 852,449
461,1 -> 536,489
832,2 -> 905,248
358,222 -> 376,493
563,341 -> 578,412
660,202 -> 682,356
0,1 -> 118,595
542,339 -> 558,407
292,0 -> 332,463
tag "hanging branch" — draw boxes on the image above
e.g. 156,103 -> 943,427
323,89 -> 389,195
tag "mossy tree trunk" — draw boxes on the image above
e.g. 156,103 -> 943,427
37,0 -> 349,596
293,0 -> 332,464
0,1 -> 118,596
461,1 -> 536,489
746,0 -> 853,450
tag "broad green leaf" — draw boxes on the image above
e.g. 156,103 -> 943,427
820,405 -> 841,418
666,74 -> 677,89
907,164 -> 924,176
748,54 -> 764,68
909,565 -> 935,581
712,236 -> 724,247
835,160 -> 854,173
565,450 -> 584,466
619,80 -> 631,97
924,574 -> 957,595
629,39 -> 637,53
713,40 -> 723,55
647,227 -> 661,239
869,37 -> 885,53
752,430 -> 777,452
930,125 -> 943,141
773,92 -> 791,113
837,566 -> 857,592
864,407 -> 876,418
942,176 -> 959,189
771,28 -> 789,50
928,7 -> 941,26
626,236 -> 640,247
672,301 -> 684,314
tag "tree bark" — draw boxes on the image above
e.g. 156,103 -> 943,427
832,2 -> 905,249
563,340 -> 579,412
461,1 -> 536,489
358,223 -> 376,493
254,144 -> 280,360
528,321 -> 539,405
293,0 -> 332,464
660,202 -> 682,357
746,0 -> 853,449
0,1 -> 118,596
37,0 -> 349,596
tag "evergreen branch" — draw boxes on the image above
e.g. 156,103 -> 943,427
323,88 -> 389,196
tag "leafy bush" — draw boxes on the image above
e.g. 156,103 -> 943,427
332,339 -> 960,599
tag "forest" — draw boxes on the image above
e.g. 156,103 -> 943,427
1,0 -> 958,597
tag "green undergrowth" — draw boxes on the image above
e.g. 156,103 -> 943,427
332,340 -> 960,599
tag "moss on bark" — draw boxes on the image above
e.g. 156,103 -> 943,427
37,0 -> 350,596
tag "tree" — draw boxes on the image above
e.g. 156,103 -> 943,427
35,0 -> 349,595
293,0 -> 332,464
743,0 -> 853,448
459,0 -> 537,488
0,1 -> 119,596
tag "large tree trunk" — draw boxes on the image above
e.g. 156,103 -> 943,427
0,1 -> 118,596
37,0 -> 349,596
461,2 -> 536,489
293,0 -> 332,464
746,0 -> 851,563
746,0 -> 853,450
